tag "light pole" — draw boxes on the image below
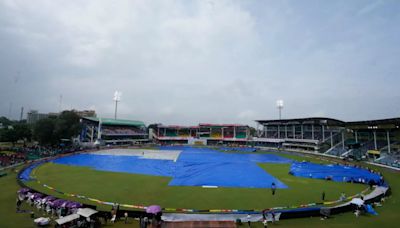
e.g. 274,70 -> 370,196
276,99 -> 284,120
113,91 -> 122,119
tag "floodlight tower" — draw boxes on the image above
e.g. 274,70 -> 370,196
113,91 -> 122,120
276,99 -> 284,120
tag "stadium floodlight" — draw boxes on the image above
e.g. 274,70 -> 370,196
276,99 -> 284,120
113,90 -> 122,119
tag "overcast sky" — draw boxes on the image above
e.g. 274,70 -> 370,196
0,0 -> 399,126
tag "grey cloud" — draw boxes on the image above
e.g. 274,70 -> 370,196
0,0 -> 399,126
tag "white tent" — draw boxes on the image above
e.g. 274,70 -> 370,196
77,208 -> 98,218
34,217 -> 50,226
55,214 -> 80,225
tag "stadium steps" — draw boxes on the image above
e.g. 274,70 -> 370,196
374,155 -> 400,168
375,155 -> 388,162
379,145 -> 389,153
379,142 -> 399,154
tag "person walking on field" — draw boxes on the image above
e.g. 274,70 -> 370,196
124,212 -> 128,224
271,182 -> 276,195
246,214 -> 251,227
263,218 -> 268,228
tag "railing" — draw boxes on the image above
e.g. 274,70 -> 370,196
324,142 -> 347,156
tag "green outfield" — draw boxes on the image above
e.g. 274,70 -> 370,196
25,161 -> 366,211
1,151 -> 399,227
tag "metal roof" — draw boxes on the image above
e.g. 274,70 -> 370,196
199,123 -> 248,127
346,117 -> 400,126
83,117 -> 145,127
157,123 -> 248,129
346,117 -> 400,130
255,117 -> 345,126
157,125 -> 199,129
256,117 -> 400,130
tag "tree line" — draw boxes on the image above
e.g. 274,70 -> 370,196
0,110 -> 81,146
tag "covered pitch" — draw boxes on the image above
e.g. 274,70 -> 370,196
52,146 -> 291,188
290,162 -> 382,184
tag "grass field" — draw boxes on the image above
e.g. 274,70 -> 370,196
24,150 -> 368,211
1,150 -> 399,227
25,162 -> 366,211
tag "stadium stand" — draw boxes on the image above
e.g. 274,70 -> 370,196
0,145 -> 82,169
255,117 -> 400,168
0,151 -> 26,168
255,118 -> 344,153
375,155 -> 400,168
80,117 -> 148,145
324,143 -> 347,156
155,124 -> 250,145
373,141 -> 400,168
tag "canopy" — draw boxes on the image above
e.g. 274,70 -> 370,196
31,193 -> 43,200
66,201 -> 82,209
55,214 -> 80,225
51,199 -> 67,207
77,208 -> 98,218
42,196 -> 56,203
146,205 -> 162,214
17,188 -> 30,194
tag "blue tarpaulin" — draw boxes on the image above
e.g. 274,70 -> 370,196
365,204 -> 378,215
169,161 -> 287,188
219,147 -> 257,152
19,161 -> 46,181
52,146 -> 291,188
289,162 -> 381,184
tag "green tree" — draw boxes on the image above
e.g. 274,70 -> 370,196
33,118 -> 56,145
0,128 -> 17,144
54,111 -> 81,140
0,116 -> 12,126
13,123 -> 32,144
33,110 -> 81,145
0,124 -> 32,145
249,127 -> 257,137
